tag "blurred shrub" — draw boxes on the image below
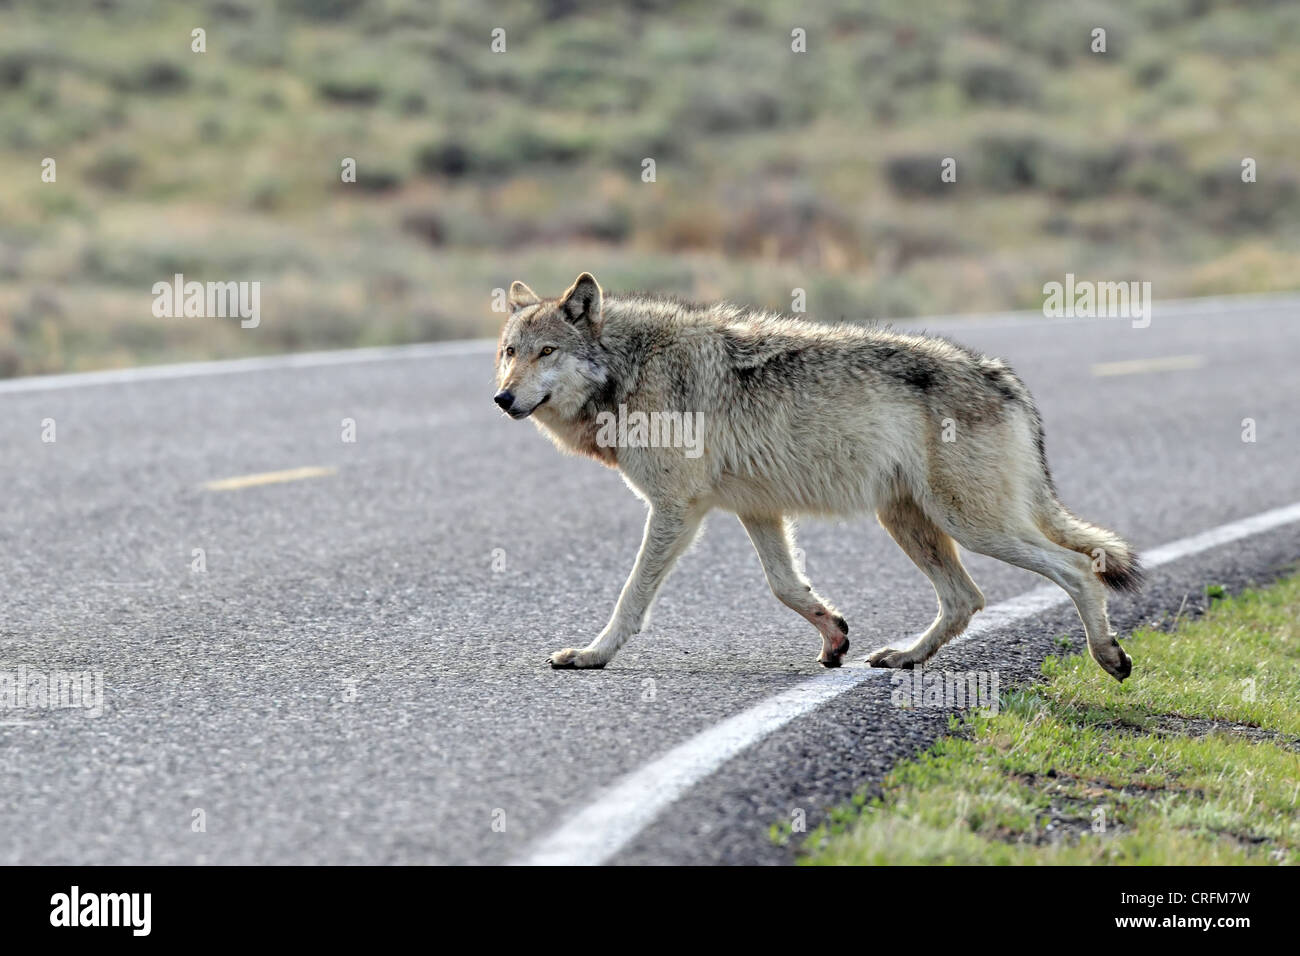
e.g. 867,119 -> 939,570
560,201 -> 633,244
396,91 -> 428,115
974,132 -> 1047,191
670,83 -> 786,133
316,72 -> 384,105
415,122 -> 597,179
0,51 -> 31,88
278,0 -> 370,21
209,1 -> 258,22
992,1 -> 1137,65
110,60 -> 189,94
1037,142 -> 1132,200
354,164 -> 404,193
400,208 -> 447,246
885,152 -> 958,198
1191,7 -> 1291,57
248,176 -> 289,211
956,56 -> 1040,106
1121,142 -> 1195,205
490,123 -> 594,166
84,146 -> 142,191
231,34 -> 288,68
414,139 -> 471,178
1199,163 -> 1300,230
1132,57 -> 1169,88
720,187 -> 859,261
598,120 -> 684,167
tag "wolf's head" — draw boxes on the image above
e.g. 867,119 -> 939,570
494,272 -> 608,420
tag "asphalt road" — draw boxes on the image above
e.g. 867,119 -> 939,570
1,296 -> 1297,865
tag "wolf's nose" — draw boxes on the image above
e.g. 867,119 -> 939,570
493,390 -> 514,411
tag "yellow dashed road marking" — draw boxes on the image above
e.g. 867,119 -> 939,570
1091,354 -> 1206,377
202,465 -> 337,492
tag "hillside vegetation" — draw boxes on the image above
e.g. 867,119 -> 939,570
2,0 -> 1299,374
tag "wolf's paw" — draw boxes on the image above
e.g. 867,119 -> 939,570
548,647 -> 607,670
817,637 -> 850,668
867,645 -> 923,669
1091,643 -> 1132,683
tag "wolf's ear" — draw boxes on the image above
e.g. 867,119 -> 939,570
559,272 -> 602,331
508,280 -> 541,313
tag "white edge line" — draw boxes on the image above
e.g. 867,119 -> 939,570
913,289 -> 1299,331
1090,354 -> 1206,377
0,339 -> 498,395
515,500 -> 1300,866
0,291 -> 1297,396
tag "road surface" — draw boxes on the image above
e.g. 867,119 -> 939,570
0,295 -> 1297,864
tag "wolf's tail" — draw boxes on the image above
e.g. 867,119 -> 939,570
1039,499 -> 1144,593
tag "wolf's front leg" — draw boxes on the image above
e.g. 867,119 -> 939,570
549,504 -> 706,669
739,513 -> 850,667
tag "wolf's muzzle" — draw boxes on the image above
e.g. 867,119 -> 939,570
495,390 -> 549,419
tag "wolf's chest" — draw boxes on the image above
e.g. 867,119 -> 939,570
536,415 -> 618,467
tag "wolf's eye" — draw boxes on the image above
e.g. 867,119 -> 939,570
540,346 -> 555,357
505,346 -> 515,357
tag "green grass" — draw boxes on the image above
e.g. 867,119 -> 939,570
798,572 -> 1300,865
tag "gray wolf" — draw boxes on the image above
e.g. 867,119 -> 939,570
493,273 -> 1142,681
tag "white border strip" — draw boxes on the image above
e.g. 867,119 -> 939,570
0,339 -> 497,395
0,291 -> 1295,396
516,501 -> 1300,866
916,289 -> 1299,330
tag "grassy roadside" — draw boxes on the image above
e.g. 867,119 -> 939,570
795,573 -> 1300,865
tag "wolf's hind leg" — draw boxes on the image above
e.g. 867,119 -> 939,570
739,513 -> 850,667
550,502 -> 705,670
944,521 -> 1131,682
868,494 -> 986,669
